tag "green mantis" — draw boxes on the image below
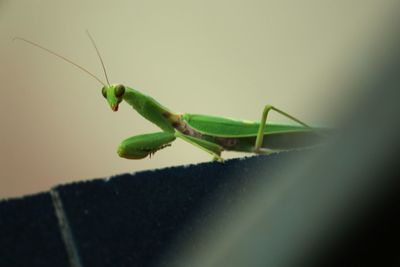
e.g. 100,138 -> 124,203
15,33 -> 324,162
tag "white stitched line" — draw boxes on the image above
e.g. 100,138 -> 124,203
50,189 -> 83,267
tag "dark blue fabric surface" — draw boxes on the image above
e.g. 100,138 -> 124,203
0,153 -> 293,267
56,154 -> 287,267
0,193 -> 69,267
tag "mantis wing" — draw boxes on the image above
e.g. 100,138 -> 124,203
182,114 -> 325,151
182,114 -> 309,138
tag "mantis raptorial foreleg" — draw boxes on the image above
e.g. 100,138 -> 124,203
174,131 -> 224,162
117,132 -> 176,159
117,131 -> 224,161
254,105 -> 311,152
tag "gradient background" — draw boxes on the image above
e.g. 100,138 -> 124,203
0,0 -> 398,198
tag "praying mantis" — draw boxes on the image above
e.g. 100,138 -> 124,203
15,33 -> 324,162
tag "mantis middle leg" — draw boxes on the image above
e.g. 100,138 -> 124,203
174,131 -> 224,161
254,105 -> 311,152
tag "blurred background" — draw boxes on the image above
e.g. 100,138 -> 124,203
0,0 -> 398,198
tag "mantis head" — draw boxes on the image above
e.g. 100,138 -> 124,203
102,84 -> 126,111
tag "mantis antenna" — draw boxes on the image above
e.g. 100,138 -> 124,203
13,37 -> 107,86
85,30 -> 111,86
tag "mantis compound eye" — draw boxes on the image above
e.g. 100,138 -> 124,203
115,84 -> 125,98
101,87 -> 107,98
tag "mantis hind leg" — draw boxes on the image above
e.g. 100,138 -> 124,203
254,105 -> 311,152
117,132 -> 176,159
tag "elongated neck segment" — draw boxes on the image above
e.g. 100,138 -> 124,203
122,87 -> 179,132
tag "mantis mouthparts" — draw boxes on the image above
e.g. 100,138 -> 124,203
111,104 -> 119,112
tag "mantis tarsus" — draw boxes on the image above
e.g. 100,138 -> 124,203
15,33 -> 324,162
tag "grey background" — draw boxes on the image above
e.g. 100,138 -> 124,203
0,0 -> 398,197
